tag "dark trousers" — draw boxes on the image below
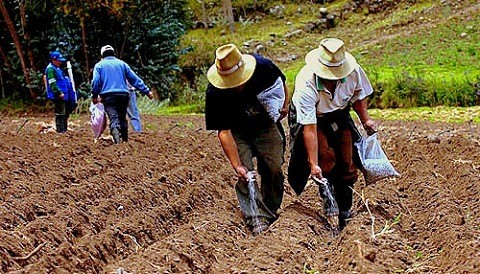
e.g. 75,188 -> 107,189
232,122 -> 285,226
102,93 -> 130,142
54,100 -> 75,133
317,127 -> 358,213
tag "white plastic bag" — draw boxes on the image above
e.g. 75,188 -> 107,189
90,102 -> 107,139
355,133 -> 400,184
256,77 -> 285,122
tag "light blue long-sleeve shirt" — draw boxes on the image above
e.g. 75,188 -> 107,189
91,56 -> 149,98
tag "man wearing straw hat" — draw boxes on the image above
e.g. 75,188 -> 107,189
205,44 -> 289,236
289,37 -> 377,230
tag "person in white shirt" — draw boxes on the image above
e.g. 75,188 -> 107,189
288,37 -> 377,230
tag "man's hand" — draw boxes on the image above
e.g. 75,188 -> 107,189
147,91 -> 154,99
58,93 -> 65,100
235,165 -> 249,182
278,107 -> 288,121
310,164 -> 323,180
363,119 -> 378,136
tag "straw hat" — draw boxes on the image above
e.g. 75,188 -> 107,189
207,44 -> 256,89
305,38 -> 357,80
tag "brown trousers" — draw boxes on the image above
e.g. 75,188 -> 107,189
317,126 -> 358,213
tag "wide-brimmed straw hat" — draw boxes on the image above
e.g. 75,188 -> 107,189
305,38 -> 357,80
207,44 -> 256,89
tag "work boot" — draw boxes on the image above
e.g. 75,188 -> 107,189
314,177 -> 340,234
251,217 -> 269,236
339,210 -> 352,230
315,178 -> 339,217
121,129 -> 128,143
55,115 -> 67,133
111,128 -> 121,144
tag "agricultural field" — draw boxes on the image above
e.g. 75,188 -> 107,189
1,114 -> 478,273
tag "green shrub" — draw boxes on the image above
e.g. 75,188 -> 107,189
372,69 -> 479,108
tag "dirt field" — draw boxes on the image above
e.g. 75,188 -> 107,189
0,114 -> 479,274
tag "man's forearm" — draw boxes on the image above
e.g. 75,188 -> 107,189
352,99 -> 371,124
303,124 -> 318,167
218,130 -> 242,170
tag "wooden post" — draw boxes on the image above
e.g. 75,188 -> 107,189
0,69 -> 4,99
223,0 -> 235,33
201,0 -> 207,29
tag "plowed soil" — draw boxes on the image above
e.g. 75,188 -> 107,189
1,114 -> 479,274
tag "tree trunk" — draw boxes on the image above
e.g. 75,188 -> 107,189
19,0 -> 36,70
223,0 -> 235,33
80,16 -> 90,78
201,0 -> 207,29
0,69 -> 4,99
0,43 -> 12,99
0,0 -> 35,99
0,43 -> 13,72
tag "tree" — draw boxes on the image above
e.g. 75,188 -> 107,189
0,0 -> 190,102
223,0 -> 235,33
0,0 -> 35,99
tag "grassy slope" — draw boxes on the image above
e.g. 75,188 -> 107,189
182,0 -> 479,87
170,0 -> 480,119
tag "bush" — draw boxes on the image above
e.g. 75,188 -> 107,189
372,70 -> 479,108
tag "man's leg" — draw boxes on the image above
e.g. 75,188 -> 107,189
127,91 -> 142,132
317,129 -> 339,217
254,122 -> 285,221
116,94 -> 130,142
103,95 -> 121,144
54,100 -> 67,133
330,128 -> 358,229
233,130 -> 276,235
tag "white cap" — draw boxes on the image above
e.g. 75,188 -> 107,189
100,45 -> 114,56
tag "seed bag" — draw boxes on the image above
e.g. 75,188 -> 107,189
90,102 -> 107,139
355,133 -> 400,184
256,77 -> 285,122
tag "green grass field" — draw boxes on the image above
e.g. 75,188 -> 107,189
178,0 -> 479,109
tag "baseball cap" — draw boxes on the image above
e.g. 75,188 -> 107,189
101,45 -> 115,56
50,51 -> 66,62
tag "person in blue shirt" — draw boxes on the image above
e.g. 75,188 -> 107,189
205,44 -> 289,236
91,45 -> 153,144
45,51 -> 77,133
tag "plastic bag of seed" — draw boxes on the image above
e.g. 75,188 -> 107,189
355,133 -> 400,185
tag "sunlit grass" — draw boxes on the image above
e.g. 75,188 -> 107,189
368,106 -> 480,123
180,0 -> 479,108
155,104 -> 204,115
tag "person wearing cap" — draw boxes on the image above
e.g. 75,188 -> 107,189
91,45 -> 153,144
45,51 -> 76,133
288,37 -> 378,230
205,44 -> 289,236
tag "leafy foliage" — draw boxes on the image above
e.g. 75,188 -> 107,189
0,0 -> 189,103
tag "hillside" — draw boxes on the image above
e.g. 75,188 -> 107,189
179,0 -> 479,108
